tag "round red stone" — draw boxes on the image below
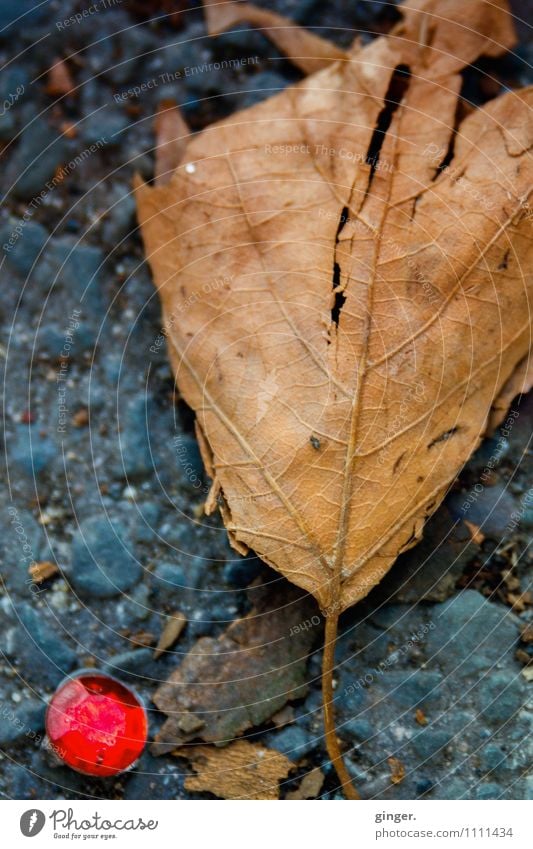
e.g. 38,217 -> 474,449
46,672 -> 147,777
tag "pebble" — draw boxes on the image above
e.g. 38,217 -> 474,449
268,725 -> 316,760
67,516 -> 142,598
36,237 -> 104,313
1,221 -> 48,277
448,483 -> 517,539
8,119 -> 68,198
9,602 -> 77,687
120,395 -> 154,479
475,782 -> 505,800
0,508 -> 46,593
427,590 -> 519,676
0,698 -> 46,746
103,648 -> 159,683
10,425 -> 57,477
477,672 -> 526,724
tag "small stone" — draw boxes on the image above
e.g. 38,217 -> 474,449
268,725 -> 316,760
448,483 -> 518,539
240,71 -> 288,108
475,782 -> 505,800
103,647 -> 157,683
479,742 -> 506,773
120,395 -> 154,478
8,119 -> 68,198
68,516 -> 142,598
477,672 -> 526,724
411,727 -> 453,760
9,603 -> 77,687
1,221 -> 48,276
427,590 -> 519,676
0,699 -> 46,746
10,425 -> 57,477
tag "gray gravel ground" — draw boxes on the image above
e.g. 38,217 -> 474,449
0,0 -> 532,800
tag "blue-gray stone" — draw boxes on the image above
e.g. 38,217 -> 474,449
475,782 -> 505,800
10,603 -> 77,686
223,555 -> 265,588
10,425 -> 57,477
268,725 -> 316,760
0,508 -> 45,592
120,395 -> 154,478
427,591 -> 519,675
376,669 -> 444,709
0,699 -> 45,745
342,717 -> 374,742
1,221 -> 48,276
133,502 -> 161,542
79,107 -> 128,147
411,727 -> 453,760
152,563 -> 187,592
240,71 -> 289,107
37,237 -> 104,313
0,65 -> 28,142
9,120 -> 68,198
448,483 -> 517,539
68,516 -> 142,598
0,0 -> 47,35
104,648 -> 158,684
479,742 -> 506,773
477,672 -> 526,724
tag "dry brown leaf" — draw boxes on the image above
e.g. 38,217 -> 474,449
175,739 -> 294,800
28,561 -> 59,583
153,610 -> 187,658
463,520 -> 485,546
136,0 -> 532,797
46,59 -> 75,97
152,583 -> 317,754
202,0 -> 348,74
153,100 -> 191,186
286,767 -> 325,799
414,707 -> 428,726
388,756 -> 406,785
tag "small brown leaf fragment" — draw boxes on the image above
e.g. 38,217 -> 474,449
29,561 -> 59,584
515,648 -> 531,666
152,584 -> 317,754
201,0 -> 347,73
286,767 -> 325,800
414,708 -> 428,726
175,740 -> 294,800
388,757 -> 406,785
153,100 -> 190,186
463,520 -> 485,546
153,611 -> 187,659
46,59 -> 75,97
507,591 -> 533,613
271,705 -> 295,728
520,623 -> 533,644
72,408 -> 89,427
129,631 -> 155,648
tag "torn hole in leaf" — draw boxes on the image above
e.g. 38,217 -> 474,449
427,426 -> 460,448
328,206 -> 350,335
365,63 -> 411,185
432,72 -> 477,179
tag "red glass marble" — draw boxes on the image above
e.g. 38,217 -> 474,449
45,672 -> 148,777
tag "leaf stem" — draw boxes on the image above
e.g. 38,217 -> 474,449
322,610 -> 360,800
